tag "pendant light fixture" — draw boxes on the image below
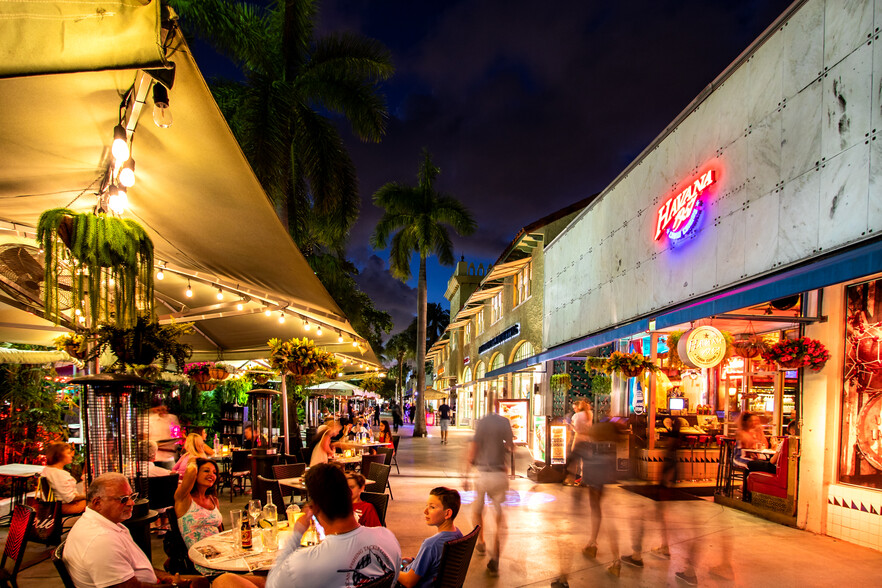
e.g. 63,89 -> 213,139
186,281 -> 193,297
119,158 -> 136,188
111,125 -> 129,162
152,83 -> 173,128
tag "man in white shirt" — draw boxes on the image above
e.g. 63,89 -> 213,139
213,463 -> 401,588
63,472 -> 208,588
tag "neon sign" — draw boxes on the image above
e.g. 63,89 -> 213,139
654,169 -> 716,241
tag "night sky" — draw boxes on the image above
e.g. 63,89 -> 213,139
189,0 -> 793,336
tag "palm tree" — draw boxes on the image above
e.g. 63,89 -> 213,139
371,150 -> 476,437
169,0 -> 394,252
384,326 -> 415,407
425,302 -> 450,347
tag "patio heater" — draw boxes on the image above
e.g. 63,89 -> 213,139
72,373 -> 152,495
247,389 -> 281,450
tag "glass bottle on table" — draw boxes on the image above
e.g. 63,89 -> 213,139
240,510 -> 253,550
261,490 -> 278,552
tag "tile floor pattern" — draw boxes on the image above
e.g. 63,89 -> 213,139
8,424 -> 882,587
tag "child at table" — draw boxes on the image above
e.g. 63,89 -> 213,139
397,487 -> 463,587
346,473 -> 381,527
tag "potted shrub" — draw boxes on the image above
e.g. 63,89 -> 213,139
185,362 -> 213,384
93,315 -> 193,375
53,333 -> 88,361
586,351 -> 659,378
37,207 -> 154,328
762,337 -> 829,371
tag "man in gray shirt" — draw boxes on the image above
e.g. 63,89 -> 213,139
467,392 -> 513,577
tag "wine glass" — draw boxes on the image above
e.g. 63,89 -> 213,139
248,499 -> 261,525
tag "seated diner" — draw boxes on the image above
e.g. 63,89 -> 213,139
40,441 -> 86,515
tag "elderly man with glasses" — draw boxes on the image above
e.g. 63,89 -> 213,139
63,472 -> 209,588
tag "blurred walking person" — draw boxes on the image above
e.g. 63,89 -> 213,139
467,392 -> 513,577
579,417 -> 623,576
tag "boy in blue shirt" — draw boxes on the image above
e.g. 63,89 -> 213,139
397,487 -> 463,587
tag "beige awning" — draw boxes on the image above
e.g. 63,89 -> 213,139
0,17 -> 379,371
465,285 -> 504,303
482,258 -> 530,283
446,319 -> 472,330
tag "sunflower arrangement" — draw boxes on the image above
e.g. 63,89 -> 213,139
762,336 -> 830,371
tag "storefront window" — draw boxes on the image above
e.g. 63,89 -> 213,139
511,341 -> 535,400
839,277 -> 882,489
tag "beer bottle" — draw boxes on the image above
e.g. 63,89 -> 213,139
240,512 -> 253,550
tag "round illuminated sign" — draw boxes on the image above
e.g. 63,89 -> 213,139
677,326 -> 727,369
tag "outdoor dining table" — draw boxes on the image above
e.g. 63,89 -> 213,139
0,463 -> 44,525
335,440 -> 386,451
188,526 -> 299,573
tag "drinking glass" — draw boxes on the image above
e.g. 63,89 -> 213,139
248,500 -> 261,526
230,509 -> 243,550
262,522 -> 278,552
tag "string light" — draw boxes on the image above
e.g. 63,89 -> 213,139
278,312 -> 286,324
337,330 -> 344,343
216,288 -> 224,300
352,340 -> 359,348
316,325 -> 322,337
303,319 -> 310,331
111,124 -> 129,162
236,300 -> 244,311
265,309 -> 272,317
119,158 -> 136,188
186,281 -> 192,297
156,266 -> 164,280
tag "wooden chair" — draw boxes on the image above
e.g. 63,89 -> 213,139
51,541 -> 76,588
361,454 -> 385,476
256,475 -> 286,509
229,449 -> 252,502
359,491 -> 389,527
0,505 -> 35,588
365,463 -> 392,499
391,435 -> 401,474
375,447 -> 394,467
271,463 -> 306,502
433,525 -> 480,588
360,569 -> 395,588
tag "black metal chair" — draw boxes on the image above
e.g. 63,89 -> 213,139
51,541 -> 76,588
162,508 -> 198,575
271,463 -> 306,501
148,473 -> 179,511
375,447 -> 394,467
283,448 -> 305,465
365,463 -> 392,499
256,475 -> 286,509
360,453 -> 385,475
0,505 -> 35,588
229,449 -> 252,502
359,491 -> 389,527
433,525 -> 480,588
361,569 -> 395,588
391,435 -> 401,474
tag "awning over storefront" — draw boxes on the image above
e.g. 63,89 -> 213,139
482,258 -> 530,283
489,237 -> 882,379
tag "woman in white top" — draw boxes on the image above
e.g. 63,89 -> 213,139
309,421 -> 342,466
41,441 -> 86,514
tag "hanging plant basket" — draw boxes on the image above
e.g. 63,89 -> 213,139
251,373 -> 271,385
587,352 -> 659,378
37,208 -> 154,328
733,334 -> 766,359
208,367 -> 229,381
190,373 -> 211,384
196,381 -> 217,392
550,373 -> 572,392
761,336 -> 830,371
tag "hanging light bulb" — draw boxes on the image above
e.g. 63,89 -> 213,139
265,309 -> 272,317
112,125 -> 129,162
278,312 -> 286,324
74,308 -> 81,316
236,301 -> 244,311
303,319 -> 310,331
186,281 -> 193,297
156,266 -> 165,280
337,331 -> 344,343
316,325 -> 322,337
338,372 -> 344,377
108,185 -> 128,214
152,83 -> 173,128
119,158 -> 136,188
216,288 -> 224,300
352,340 -> 359,348
108,276 -> 115,286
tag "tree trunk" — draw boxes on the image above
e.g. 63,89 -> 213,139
413,256 -> 428,437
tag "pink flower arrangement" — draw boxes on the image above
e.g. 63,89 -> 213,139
761,337 -> 829,371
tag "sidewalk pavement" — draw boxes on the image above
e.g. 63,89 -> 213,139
10,424 -> 882,587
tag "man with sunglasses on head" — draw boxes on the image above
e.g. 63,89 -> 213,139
63,472 -> 209,588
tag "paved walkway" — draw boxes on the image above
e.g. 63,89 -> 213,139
10,424 -> 882,586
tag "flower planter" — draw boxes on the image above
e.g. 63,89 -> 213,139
286,362 -> 317,377
190,372 -> 210,384
64,345 -> 86,361
777,359 -> 805,369
252,373 -> 270,385
208,368 -> 228,381
196,381 -> 216,392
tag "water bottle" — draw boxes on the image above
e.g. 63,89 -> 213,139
213,433 -> 220,455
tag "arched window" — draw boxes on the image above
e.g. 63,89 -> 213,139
462,366 -> 472,382
512,341 -> 534,363
490,353 -> 504,371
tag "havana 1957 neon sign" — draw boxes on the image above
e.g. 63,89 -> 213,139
654,169 -> 716,241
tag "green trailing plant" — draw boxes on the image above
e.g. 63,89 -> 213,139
550,373 -> 572,392
591,373 -> 611,396
214,375 -> 252,406
94,315 -> 193,373
37,207 -> 154,328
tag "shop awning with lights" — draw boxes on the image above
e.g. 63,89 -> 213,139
0,8 -> 380,371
